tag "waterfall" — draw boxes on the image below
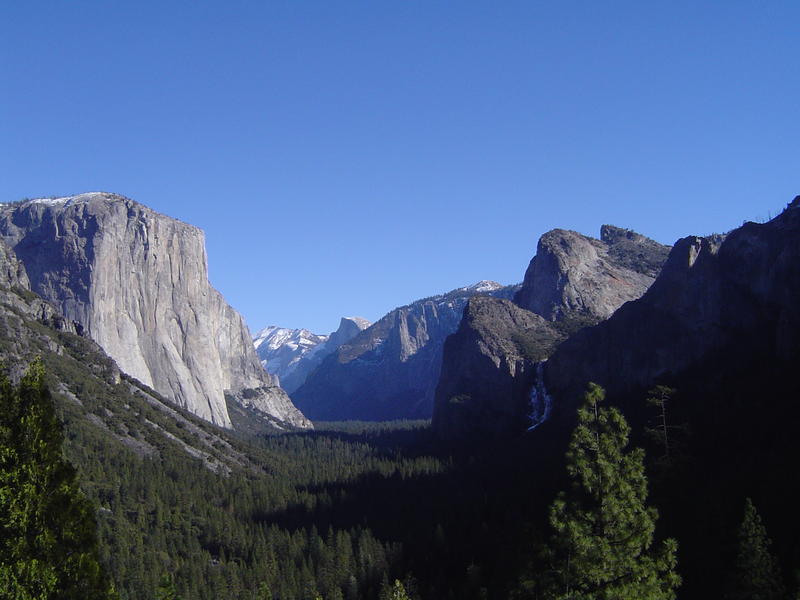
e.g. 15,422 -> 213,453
528,361 -> 552,431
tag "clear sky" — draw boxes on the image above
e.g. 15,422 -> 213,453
2,2 -> 798,334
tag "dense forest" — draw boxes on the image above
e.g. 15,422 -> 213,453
0,305 -> 798,599
2,356 -> 798,599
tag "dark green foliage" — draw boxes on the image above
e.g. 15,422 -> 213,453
379,579 -> 411,600
729,498 -> 785,600
155,575 -> 181,600
511,329 -> 566,363
645,385 -> 676,462
0,360 -> 116,600
536,383 -> 680,599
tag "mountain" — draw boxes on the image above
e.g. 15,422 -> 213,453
0,193 -> 310,430
544,197 -> 800,414
0,238 -> 261,467
253,316 -> 371,394
432,297 -> 566,440
254,326 -> 329,386
514,224 -> 670,323
433,226 -> 671,438
533,199 -> 800,598
291,281 -> 519,421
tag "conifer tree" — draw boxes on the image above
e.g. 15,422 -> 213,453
0,360 -> 116,599
730,498 -> 785,600
379,578 -> 411,600
540,383 -> 680,599
155,574 -> 182,600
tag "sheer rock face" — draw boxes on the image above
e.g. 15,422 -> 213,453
0,238 -> 30,289
433,297 -> 565,439
544,197 -> 800,409
514,225 -> 670,322
434,226 -> 669,439
0,238 -> 78,336
292,282 -> 519,421
0,193 -> 310,430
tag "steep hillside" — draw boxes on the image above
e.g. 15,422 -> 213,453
0,193 -> 310,430
433,297 -> 566,440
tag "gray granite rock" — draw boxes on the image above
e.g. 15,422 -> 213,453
432,297 -> 564,439
514,225 -> 670,322
292,281 -> 519,421
434,226 -> 669,438
544,197 -> 800,409
0,193 -> 310,430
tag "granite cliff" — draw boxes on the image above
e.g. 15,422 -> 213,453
514,224 -> 669,322
432,297 -> 565,439
292,282 -> 518,421
433,226 -> 670,438
0,193 -> 310,430
544,197 -> 800,409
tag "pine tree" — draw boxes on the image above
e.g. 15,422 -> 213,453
0,360 -> 116,599
645,386 -> 676,461
540,383 -> 680,600
730,498 -> 785,600
155,574 -> 182,600
379,579 -> 411,600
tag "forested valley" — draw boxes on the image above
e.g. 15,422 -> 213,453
2,354 -> 798,599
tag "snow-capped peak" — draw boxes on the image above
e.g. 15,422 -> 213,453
463,280 -> 503,293
26,192 -> 111,207
253,326 -> 327,354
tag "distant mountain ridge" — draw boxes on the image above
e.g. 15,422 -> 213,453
253,316 -> 371,393
0,193 -> 311,430
291,281 -> 520,421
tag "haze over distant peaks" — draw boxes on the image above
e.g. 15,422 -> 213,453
291,281 -> 520,421
254,316 -> 371,394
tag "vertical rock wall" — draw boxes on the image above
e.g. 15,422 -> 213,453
0,193 -> 310,429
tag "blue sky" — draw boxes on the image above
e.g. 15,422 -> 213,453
2,2 -> 798,334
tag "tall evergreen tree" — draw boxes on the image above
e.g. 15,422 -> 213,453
539,383 -> 680,599
0,360 -> 116,600
729,498 -> 785,600
379,579 -> 411,600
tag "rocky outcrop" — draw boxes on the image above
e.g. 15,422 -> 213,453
433,297 -> 565,439
292,282 -> 518,421
0,193 -> 310,430
253,316 -> 371,394
544,198 -> 800,409
514,225 -> 670,323
433,226 -> 669,439
0,238 -> 79,336
0,238 -> 30,289
326,316 -> 371,351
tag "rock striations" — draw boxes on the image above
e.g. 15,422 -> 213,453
433,226 -> 670,438
292,281 -> 519,421
0,193 -> 311,430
